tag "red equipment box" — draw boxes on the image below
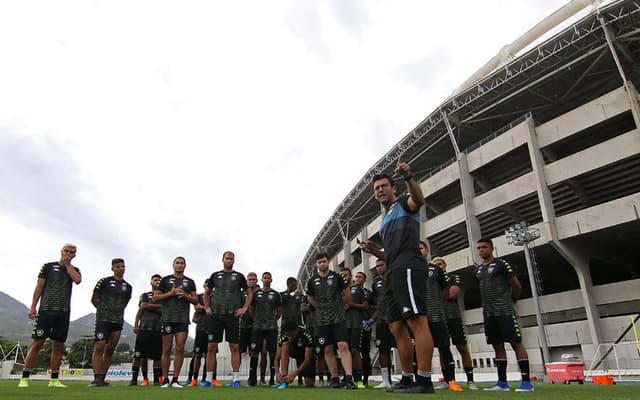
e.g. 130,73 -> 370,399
546,362 -> 585,384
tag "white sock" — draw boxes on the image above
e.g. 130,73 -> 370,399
381,368 -> 389,384
233,372 -> 240,382
206,372 -> 213,382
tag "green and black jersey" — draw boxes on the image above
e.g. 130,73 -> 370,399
278,326 -> 314,353
425,263 -> 447,323
280,290 -> 303,326
345,285 -> 368,329
207,270 -> 248,315
252,288 -> 281,330
94,276 -> 132,325
138,291 -> 161,332
158,274 -> 197,324
194,293 -> 207,331
371,277 -> 387,322
475,258 -> 517,317
38,262 -> 81,313
443,273 -> 462,320
306,271 -> 348,326
240,288 -> 258,329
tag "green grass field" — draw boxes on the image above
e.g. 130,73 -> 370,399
2,380 -> 639,400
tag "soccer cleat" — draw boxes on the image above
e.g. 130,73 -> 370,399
141,379 -> 149,386
467,381 -> 479,390
391,382 -> 435,393
128,380 -> 137,386
356,380 -> 366,389
48,379 -> 67,388
18,378 -> 29,388
212,379 -> 222,387
484,381 -> 510,391
158,376 -> 164,385
448,380 -> 463,391
187,379 -> 198,387
200,380 -> 212,387
247,377 -> 256,387
435,381 -> 449,390
277,382 -> 288,389
387,379 -> 412,392
328,378 -> 342,389
171,382 -> 183,388
342,377 -> 356,389
160,382 -> 170,388
182,379 -> 191,386
515,381 -> 534,392
374,381 -> 391,389
232,380 -> 242,388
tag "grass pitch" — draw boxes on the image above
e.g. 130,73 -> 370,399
2,380 -> 639,400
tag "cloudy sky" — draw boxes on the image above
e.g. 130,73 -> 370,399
0,0 -> 595,330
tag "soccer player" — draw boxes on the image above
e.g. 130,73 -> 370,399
19,243 -> 82,388
184,279 -> 209,386
153,256 -> 198,388
89,258 -> 133,387
274,321 -> 316,389
249,272 -> 282,386
306,252 -> 356,389
369,258 -> 395,389
417,248 -> 462,392
280,277 -> 304,330
359,273 -> 374,387
359,158 -> 435,393
203,251 -> 251,388
476,237 -> 533,392
130,274 -> 163,386
431,257 -> 478,390
340,267 -> 369,389
239,272 -> 259,385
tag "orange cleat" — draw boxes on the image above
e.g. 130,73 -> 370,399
212,379 -> 222,387
448,380 -> 463,391
188,379 -> 198,387
141,379 -> 149,386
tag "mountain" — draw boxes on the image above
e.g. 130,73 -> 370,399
0,291 -> 32,341
69,313 -> 136,347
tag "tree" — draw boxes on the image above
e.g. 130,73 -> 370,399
115,343 -> 130,352
67,337 -> 94,368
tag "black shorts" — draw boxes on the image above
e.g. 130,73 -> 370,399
32,311 -> 70,342
375,322 -> 396,350
193,326 -> 208,354
385,267 -> 428,323
95,321 -> 123,342
427,320 -> 450,349
484,314 -> 522,345
161,323 -> 189,336
361,328 -> 372,355
251,328 -> 278,353
347,327 -> 363,351
446,318 -> 467,345
292,352 -> 316,378
239,328 -> 252,353
134,330 -> 162,360
314,321 -> 347,348
207,314 -> 240,343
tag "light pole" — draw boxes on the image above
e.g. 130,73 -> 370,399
81,335 -> 93,369
505,221 -> 551,374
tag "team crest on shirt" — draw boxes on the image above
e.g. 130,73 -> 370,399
327,277 -> 334,286
318,337 -> 325,345
231,274 -> 238,281
122,285 -> 128,291
429,269 -> 434,277
250,343 -> 257,349
208,334 -> 214,341
488,266 -> 495,274
375,339 -> 381,346
268,292 -> 275,300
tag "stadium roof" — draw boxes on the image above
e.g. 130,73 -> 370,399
298,0 -> 640,283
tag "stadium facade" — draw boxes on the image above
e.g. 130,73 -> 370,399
298,0 -> 640,375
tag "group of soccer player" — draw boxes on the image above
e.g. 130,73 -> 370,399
18,157 -> 534,393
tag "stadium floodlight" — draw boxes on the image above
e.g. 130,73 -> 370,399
506,221 -> 550,376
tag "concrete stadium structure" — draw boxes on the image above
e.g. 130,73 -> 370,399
298,0 -> 640,376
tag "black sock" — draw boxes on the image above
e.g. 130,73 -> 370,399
163,376 -> 169,384
132,366 -> 140,380
353,369 -> 362,382
496,359 -> 508,382
22,369 -> 31,379
171,376 -> 178,384
518,359 -> 530,382
439,347 -> 455,382
153,368 -> 162,382
464,366 -> 474,382
249,356 -> 258,381
269,366 -> 275,385
51,371 -> 59,379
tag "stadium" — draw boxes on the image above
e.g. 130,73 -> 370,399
298,0 -> 640,379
